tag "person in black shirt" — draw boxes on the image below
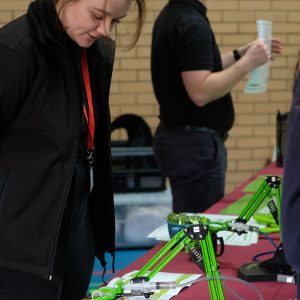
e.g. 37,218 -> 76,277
0,0 -> 145,299
151,0 -> 282,213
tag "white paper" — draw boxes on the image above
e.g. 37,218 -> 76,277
107,271 -> 201,300
244,20 -> 272,93
147,213 -> 265,246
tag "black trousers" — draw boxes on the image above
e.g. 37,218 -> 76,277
0,160 -> 95,300
154,126 -> 227,213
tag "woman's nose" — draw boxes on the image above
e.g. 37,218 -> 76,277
96,19 -> 112,37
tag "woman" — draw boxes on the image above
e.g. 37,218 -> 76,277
282,53 -> 300,299
0,0 -> 145,299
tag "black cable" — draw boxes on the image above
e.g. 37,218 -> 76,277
251,231 -> 278,262
253,250 -> 276,262
258,231 -> 278,249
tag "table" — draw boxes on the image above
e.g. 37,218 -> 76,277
114,163 -> 297,299
206,163 -> 284,215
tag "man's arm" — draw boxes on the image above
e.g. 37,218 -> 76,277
222,38 -> 282,70
181,39 -> 278,107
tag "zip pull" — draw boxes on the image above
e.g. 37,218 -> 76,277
87,149 -> 95,165
87,149 -> 95,192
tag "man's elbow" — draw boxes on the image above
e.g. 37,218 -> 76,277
188,92 -> 208,107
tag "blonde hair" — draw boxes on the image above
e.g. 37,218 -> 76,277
54,0 -> 145,49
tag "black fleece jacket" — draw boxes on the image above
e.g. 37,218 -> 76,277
0,0 -> 115,280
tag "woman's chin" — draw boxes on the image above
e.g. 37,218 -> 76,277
77,38 -> 95,48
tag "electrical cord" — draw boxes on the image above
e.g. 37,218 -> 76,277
259,231 -> 278,249
252,250 -> 275,262
250,231 -> 278,262
176,275 -> 264,300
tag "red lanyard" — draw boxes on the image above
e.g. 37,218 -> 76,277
80,49 -> 95,153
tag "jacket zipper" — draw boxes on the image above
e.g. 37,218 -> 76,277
47,50 -> 80,281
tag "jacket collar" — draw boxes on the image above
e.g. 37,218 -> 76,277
27,0 -> 80,56
169,0 -> 207,15
27,0 -> 116,62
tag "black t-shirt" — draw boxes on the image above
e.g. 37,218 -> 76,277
151,0 -> 234,133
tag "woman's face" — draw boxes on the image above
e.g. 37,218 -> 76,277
57,0 -> 130,48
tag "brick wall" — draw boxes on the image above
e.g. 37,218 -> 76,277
1,0 -> 299,194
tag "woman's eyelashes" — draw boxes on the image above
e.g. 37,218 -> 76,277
91,13 -> 121,24
92,13 -> 103,20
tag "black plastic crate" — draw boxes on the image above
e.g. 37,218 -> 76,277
112,146 -> 166,193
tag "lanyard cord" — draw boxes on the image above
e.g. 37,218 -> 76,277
80,48 -> 95,153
